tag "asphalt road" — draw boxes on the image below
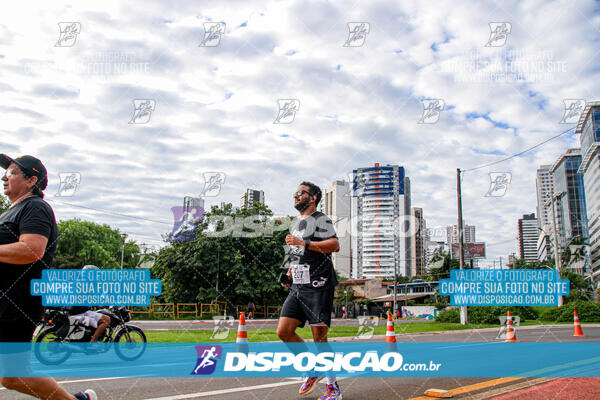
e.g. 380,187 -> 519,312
1,325 -> 598,400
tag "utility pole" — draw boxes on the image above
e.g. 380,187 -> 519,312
457,168 -> 468,325
120,233 -> 127,270
215,250 -> 220,303
549,193 -> 563,306
393,264 -> 397,317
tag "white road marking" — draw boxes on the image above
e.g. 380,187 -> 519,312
0,377 -> 130,390
145,377 -> 348,400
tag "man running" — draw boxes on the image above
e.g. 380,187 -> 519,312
277,181 -> 342,400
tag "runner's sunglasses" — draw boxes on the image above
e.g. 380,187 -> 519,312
293,190 -> 311,197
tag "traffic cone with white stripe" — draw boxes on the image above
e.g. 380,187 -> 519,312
236,312 -> 249,353
573,310 -> 585,337
386,311 -> 396,343
385,311 -> 397,352
505,310 -> 517,342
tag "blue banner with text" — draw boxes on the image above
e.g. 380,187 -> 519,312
2,342 -> 599,378
30,269 -> 161,306
438,269 -> 569,306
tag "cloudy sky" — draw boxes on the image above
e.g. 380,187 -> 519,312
1,0 -> 599,265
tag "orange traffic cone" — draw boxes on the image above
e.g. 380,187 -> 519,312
236,312 -> 249,354
237,312 -> 248,343
505,310 -> 517,342
385,311 -> 396,343
573,310 -> 585,337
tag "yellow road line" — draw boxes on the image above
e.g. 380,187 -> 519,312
409,377 -> 522,399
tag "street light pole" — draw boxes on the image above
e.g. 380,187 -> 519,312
344,289 -> 348,319
457,168 -> 468,324
547,193 -> 564,306
120,233 -> 127,271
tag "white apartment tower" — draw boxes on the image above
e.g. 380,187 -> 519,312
318,180 -> 352,278
350,163 -> 411,279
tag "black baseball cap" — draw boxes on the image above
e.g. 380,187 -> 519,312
0,154 -> 48,190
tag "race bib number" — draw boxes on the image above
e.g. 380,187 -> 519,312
291,264 -> 310,285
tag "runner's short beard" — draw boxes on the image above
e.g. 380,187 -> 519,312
294,197 -> 310,211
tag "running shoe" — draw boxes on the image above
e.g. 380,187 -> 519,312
73,389 -> 97,400
299,376 -> 323,395
319,382 -> 342,400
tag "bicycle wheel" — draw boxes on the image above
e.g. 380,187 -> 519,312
113,326 -> 147,361
34,329 -> 71,365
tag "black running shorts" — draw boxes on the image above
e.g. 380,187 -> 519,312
280,287 -> 335,328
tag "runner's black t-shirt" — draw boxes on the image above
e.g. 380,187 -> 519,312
288,211 -> 339,290
0,196 -> 58,322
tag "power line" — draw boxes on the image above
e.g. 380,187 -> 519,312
48,199 -> 172,225
462,126 -> 575,172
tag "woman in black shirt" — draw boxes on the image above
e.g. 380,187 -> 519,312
0,154 -> 96,400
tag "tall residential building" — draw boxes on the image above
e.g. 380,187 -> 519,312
411,207 -> 426,276
241,189 -> 265,208
577,101 -> 600,278
536,165 -> 554,229
550,148 -> 588,249
350,163 -> 411,279
537,231 -> 552,262
518,213 -> 539,261
446,222 -> 476,244
318,180 -> 352,278
182,196 -> 204,225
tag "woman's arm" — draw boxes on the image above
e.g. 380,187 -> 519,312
0,234 -> 48,264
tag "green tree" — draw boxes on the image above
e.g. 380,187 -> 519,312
152,203 -> 291,308
428,253 -> 459,281
561,269 -> 591,302
0,193 -> 8,214
53,219 -> 141,268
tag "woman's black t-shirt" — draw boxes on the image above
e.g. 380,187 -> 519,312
0,196 -> 58,322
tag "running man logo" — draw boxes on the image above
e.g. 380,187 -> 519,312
344,173 -> 366,197
210,316 -> 234,340
496,315 -> 520,340
485,22 -> 511,47
169,205 -> 204,242
418,99 -> 445,124
55,22 -> 81,47
200,172 -> 226,197
355,316 -> 379,339
129,99 -> 156,124
274,99 -> 300,124
559,99 -> 586,124
343,22 -> 370,47
199,22 -> 226,47
191,345 -> 223,375
56,172 -> 81,197
484,172 -> 512,197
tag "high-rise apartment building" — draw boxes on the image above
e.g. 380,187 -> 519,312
446,222 -> 476,245
241,189 -> 265,208
550,148 -> 588,248
411,207 -> 426,276
318,180 -> 352,278
577,101 -> 600,278
536,165 -> 554,232
350,163 -> 411,279
518,213 -> 539,261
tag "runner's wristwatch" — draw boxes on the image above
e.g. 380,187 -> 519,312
304,239 -> 311,249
